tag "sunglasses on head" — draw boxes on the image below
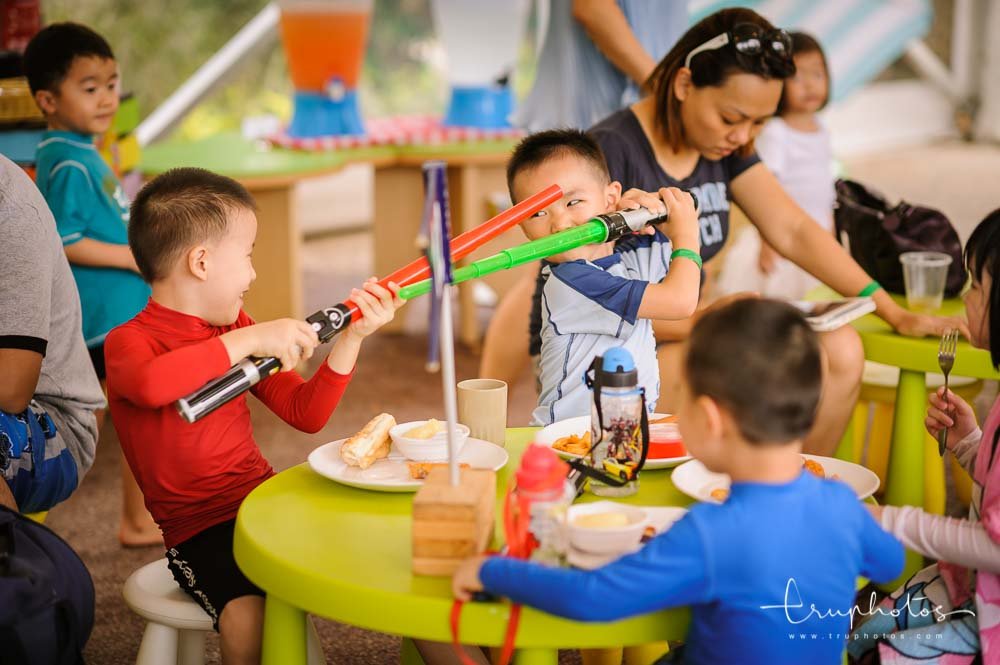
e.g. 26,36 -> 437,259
684,22 -> 792,70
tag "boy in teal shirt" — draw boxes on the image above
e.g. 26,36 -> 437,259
25,22 -> 156,545
25,22 -> 149,363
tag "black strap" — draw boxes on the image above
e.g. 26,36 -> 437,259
573,362 -> 650,487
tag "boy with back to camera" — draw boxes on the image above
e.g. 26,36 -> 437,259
23,22 -> 156,545
506,129 -> 702,426
104,167 -> 403,664
454,299 -> 905,665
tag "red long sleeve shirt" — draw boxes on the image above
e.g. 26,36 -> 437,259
106,299 -> 353,547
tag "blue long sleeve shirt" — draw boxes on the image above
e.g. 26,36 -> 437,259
481,472 -> 904,665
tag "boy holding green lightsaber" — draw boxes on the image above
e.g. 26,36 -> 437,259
508,129 -> 701,425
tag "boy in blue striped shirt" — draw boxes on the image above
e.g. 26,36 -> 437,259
505,130 -> 702,426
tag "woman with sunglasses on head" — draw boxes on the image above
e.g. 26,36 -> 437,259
583,7 -> 967,455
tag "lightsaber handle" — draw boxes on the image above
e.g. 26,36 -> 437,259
176,357 -> 280,423
601,189 -> 699,239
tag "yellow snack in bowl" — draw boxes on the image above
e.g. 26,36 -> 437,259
404,419 -> 445,439
573,512 -> 631,529
710,488 -> 730,502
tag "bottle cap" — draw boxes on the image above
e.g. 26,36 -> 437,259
517,444 -> 569,493
597,347 -> 638,388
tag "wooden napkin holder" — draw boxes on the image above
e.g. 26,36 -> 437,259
412,467 -> 496,576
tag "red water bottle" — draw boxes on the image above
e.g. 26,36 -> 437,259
504,444 -> 573,562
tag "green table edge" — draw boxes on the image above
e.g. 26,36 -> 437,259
234,427 -> 691,649
140,131 -> 518,180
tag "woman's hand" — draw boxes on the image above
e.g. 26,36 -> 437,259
926,387 -> 978,450
885,307 -> 970,339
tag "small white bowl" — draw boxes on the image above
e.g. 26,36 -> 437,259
566,501 -> 648,555
389,420 -> 470,462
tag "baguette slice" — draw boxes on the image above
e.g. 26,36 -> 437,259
341,413 -> 396,469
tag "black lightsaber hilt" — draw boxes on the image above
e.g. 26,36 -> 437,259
175,304 -> 353,423
599,189 -> 699,243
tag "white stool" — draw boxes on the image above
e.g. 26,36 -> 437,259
123,559 -> 213,665
123,558 -> 326,665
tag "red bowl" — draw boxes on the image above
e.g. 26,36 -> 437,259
648,422 -> 687,459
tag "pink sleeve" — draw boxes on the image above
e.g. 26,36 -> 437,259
951,427 -> 981,475
251,361 -> 354,433
881,505 -> 1000,574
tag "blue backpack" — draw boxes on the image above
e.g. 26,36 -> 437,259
0,506 -> 93,665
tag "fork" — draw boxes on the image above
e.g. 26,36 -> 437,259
936,329 -> 959,455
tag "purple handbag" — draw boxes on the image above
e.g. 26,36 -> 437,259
834,179 -> 967,297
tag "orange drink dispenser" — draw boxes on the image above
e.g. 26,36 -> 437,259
278,0 -> 372,137
430,0 -> 530,128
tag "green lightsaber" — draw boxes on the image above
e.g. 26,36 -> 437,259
398,204 -> 685,300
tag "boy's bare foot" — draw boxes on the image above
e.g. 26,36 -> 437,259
118,518 -> 163,548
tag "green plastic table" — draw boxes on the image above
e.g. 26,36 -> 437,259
233,428 -> 692,665
850,295 -> 1000,585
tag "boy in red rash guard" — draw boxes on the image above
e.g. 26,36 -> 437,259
105,167 -> 402,665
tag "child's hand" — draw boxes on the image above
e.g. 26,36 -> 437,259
247,319 -> 320,371
926,387 -> 977,449
758,240 -> 779,275
344,279 -> 404,340
865,503 -> 884,523
452,555 -> 488,601
656,187 -> 700,249
619,187 -> 667,236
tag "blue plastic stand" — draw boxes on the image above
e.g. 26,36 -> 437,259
443,85 -> 514,129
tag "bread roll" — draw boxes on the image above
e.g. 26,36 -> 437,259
341,413 -> 395,469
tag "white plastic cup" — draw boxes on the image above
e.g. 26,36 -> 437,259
457,379 -> 507,447
900,251 -> 952,312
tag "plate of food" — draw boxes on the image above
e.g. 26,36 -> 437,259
670,454 -> 880,504
534,414 -> 691,469
308,413 -> 509,492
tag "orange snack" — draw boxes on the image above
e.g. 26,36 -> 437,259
552,431 -> 591,455
710,488 -> 730,502
802,458 -> 825,477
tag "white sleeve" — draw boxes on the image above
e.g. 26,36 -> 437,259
951,427 -> 982,475
881,505 -> 1000,574
754,120 -> 788,179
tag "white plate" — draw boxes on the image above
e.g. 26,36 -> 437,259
308,437 -> 509,492
566,506 -> 688,569
534,415 -> 692,469
670,454 -> 881,504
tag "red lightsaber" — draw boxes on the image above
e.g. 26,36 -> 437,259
176,184 -> 563,423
